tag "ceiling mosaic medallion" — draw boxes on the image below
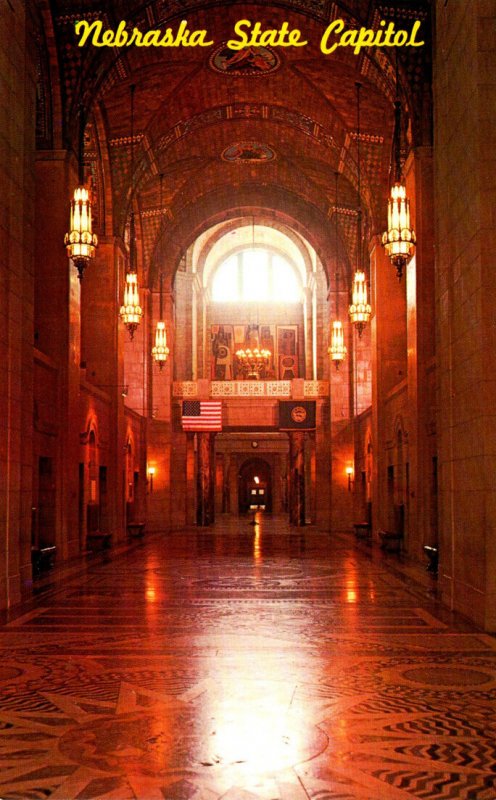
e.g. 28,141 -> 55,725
209,43 -> 280,75
222,141 -> 276,163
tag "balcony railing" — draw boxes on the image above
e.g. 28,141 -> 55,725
173,380 -> 329,398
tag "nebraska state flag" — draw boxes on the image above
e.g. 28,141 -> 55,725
278,401 -> 316,430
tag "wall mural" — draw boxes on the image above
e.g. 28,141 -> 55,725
221,141 -> 276,162
211,324 -> 298,380
277,324 -> 298,380
211,325 -> 235,380
209,43 -> 280,75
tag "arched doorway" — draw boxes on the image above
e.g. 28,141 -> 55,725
238,458 -> 272,514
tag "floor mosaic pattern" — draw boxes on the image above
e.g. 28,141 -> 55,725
0,516 -> 495,799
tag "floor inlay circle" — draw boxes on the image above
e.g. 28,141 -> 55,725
402,666 -> 493,687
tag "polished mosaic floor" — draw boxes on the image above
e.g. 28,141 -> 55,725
1,516 -> 495,799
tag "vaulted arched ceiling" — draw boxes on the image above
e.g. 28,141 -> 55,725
36,0 -> 432,287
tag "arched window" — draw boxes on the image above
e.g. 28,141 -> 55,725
211,248 -> 301,303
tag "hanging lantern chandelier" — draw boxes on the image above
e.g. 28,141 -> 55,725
152,270 -> 170,369
119,84 -> 143,340
236,344 -> 271,380
64,108 -> 98,281
382,96 -> 416,280
120,269 -> 143,341
349,270 -> 371,339
328,172 -> 347,370
349,82 -> 371,339
152,320 -> 169,368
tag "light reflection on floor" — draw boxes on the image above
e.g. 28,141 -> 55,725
0,514 -> 495,798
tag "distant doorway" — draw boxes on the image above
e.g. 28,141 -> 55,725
238,458 -> 272,514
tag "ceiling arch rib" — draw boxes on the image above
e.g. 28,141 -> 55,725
110,93 -> 389,265
148,185 -> 343,291
45,0 -> 431,293
192,217 -> 316,282
133,115 -> 377,279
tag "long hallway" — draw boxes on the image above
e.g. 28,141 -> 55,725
0,519 -> 495,799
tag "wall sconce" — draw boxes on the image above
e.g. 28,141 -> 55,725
147,466 -> 156,492
346,466 -> 354,492
254,475 -> 260,485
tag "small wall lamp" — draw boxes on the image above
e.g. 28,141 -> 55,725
345,466 -> 354,492
148,466 -> 156,492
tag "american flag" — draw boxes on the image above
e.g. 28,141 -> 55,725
181,400 -> 222,431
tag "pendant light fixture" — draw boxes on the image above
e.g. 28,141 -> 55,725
349,82 -> 371,339
64,106 -> 98,281
328,172 -> 347,370
235,340 -> 271,380
119,84 -> 143,340
151,265 -> 170,369
382,57 -> 416,280
151,175 -> 170,369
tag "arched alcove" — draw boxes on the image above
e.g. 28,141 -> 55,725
169,217 -> 332,385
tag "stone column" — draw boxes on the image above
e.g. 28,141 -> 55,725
405,147 -> 436,563
201,288 -> 208,379
34,152 -> 82,562
222,453 -> 231,513
273,455 -> 281,513
307,432 -> 317,524
151,288 -> 174,423
0,0 -> 36,607
289,431 -> 305,526
197,432 -> 215,526
81,238 -> 126,544
303,285 -> 314,379
186,433 -> 196,525
229,455 -> 238,515
370,236 -> 406,537
310,275 -> 318,380
173,271 -> 193,381
148,288 -> 176,529
192,275 -> 202,381
280,453 -> 288,513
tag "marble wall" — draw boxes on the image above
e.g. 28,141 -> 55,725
434,0 -> 496,629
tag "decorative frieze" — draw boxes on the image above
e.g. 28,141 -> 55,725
173,380 -> 327,398
173,381 -> 198,397
266,381 -> 292,396
303,381 -> 329,397
236,382 -> 266,397
211,382 -> 235,397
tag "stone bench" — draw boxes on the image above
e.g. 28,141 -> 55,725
127,522 -> 146,537
31,545 -> 57,574
424,544 -> 439,574
353,522 -> 371,540
86,532 -> 112,550
378,529 -> 403,552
